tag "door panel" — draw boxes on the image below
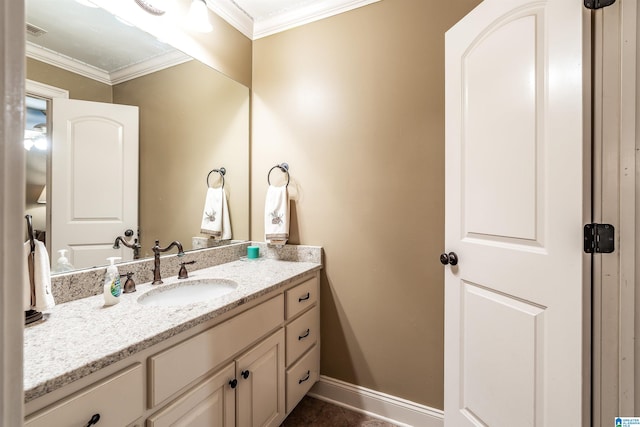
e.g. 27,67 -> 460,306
444,0 -> 590,425
461,282 -> 544,426
51,98 -> 138,269
464,13 -> 540,242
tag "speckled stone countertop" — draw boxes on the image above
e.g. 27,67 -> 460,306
24,245 -> 322,403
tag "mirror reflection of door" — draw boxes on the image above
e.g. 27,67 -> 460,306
51,98 -> 139,270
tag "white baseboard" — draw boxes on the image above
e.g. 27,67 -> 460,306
307,375 -> 444,427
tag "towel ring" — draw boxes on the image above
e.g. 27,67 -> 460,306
206,167 -> 226,189
267,163 -> 290,187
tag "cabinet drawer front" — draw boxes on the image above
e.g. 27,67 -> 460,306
285,275 -> 318,320
285,345 -> 320,414
150,295 -> 284,407
147,363 -> 236,427
286,305 -> 319,365
25,364 -> 144,427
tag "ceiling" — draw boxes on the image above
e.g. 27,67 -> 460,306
25,0 -> 379,83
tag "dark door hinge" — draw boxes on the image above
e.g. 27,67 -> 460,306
584,224 -> 615,253
584,0 -> 616,10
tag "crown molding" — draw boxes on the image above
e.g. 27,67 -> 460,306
209,0 -> 254,39
253,0 -> 380,39
26,42 -> 112,84
211,0 -> 380,40
27,42 -> 191,86
109,50 -> 192,85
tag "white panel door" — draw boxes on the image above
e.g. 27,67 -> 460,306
236,330 -> 285,427
444,0 -> 590,426
51,98 -> 139,270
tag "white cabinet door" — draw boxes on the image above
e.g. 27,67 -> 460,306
444,0 -> 590,425
51,98 -> 138,269
236,330 -> 285,427
147,363 -> 236,427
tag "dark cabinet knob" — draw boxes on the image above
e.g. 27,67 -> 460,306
229,378 -> 238,389
241,370 -> 250,379
440,252 -> 459,266
85,414 -> 101,426
124,229 -> 134,237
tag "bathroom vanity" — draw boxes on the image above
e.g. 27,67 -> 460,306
23,244 -> 321,427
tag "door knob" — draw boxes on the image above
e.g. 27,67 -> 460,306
440,252 -> 458,266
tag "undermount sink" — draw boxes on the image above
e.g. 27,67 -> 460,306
137,278 -> 238,307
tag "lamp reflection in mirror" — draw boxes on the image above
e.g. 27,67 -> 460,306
187,0 -> 213,33
75,0 -> 98,8
37,186 -> 46,204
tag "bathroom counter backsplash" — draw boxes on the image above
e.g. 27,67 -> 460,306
25,243 -> 322,403
49,241 -> 321,304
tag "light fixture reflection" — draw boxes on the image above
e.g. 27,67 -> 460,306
37,186 -> 46,204
75,0 -> 98,8
187,0 -> 213,33
24,124 -> 48,151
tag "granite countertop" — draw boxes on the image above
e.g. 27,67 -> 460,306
24,257 -> 322,402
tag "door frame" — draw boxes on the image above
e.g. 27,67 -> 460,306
0,0 -> 26,424
591,0 -> 638,422
25,79 -> 69,251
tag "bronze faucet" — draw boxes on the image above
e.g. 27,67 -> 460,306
179,260 -> 196,279
113,236 -> 141,259
151,240 -> 184,284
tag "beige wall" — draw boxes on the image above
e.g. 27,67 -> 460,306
251,0 -> 481,409
27,58 -> 112,102
114,61 -> 250,254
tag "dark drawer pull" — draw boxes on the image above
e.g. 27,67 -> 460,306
298,370 -> 311,384
241,370 -> 250,379
298,293 -> 310,302
298,329 -> 310,340
229,378 -> 238,389
86,414 -> 101,426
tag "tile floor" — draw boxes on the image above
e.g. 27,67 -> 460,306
280,396 -> 399,427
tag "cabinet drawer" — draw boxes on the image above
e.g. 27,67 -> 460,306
285,275 -> 318,320
149,295 -> 284,407
285,345 -> 320,414
25,364 -> 144,427
286,305 -> 319,365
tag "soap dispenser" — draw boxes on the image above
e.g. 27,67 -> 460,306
103,257 -> 122,306
55,249 -> 74,272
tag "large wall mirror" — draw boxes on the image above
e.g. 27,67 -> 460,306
25,0 -> 249,273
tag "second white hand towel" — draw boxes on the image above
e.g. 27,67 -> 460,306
33,240 -> 55,311
23,242 -> 32,311
201,187 -> 232,240
264,185 -> 289,245
220,189 -> 232,240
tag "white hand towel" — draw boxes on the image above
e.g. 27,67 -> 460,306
33,240 -> 55,311
220,189 -> 232,240
264,185 -> 289,245
201,187 -> 232,240
23,240 -> 55,311
23,242 -> 32,311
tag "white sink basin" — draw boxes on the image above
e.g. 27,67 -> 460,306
138,278 -> 238,307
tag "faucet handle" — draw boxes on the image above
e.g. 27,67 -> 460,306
178,261 -> 196,279
120,272 -> 136,293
